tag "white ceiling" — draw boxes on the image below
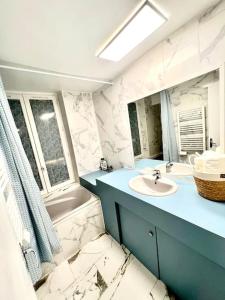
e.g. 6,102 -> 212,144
0,0 -> 219,92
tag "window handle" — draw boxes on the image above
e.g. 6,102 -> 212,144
41,166 -> 45,171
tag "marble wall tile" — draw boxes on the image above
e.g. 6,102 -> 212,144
62,91 -> 103,176
94,90 -> 120,168
93,0 -> 225,169
54,198 -> 105,260
198,0 -> 225,69
123,42 -> 165,101
162,21 -> 200,87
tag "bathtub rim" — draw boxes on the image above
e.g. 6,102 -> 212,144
46,189 -> 100,225
44,182 -> 81,204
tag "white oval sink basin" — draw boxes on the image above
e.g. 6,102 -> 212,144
155,162 -> 193,176
129,175 -> 178,196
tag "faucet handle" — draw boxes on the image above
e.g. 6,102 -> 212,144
153,169 -> 161,184
153,169 -> 161,176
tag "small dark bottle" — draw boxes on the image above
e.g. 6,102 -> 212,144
100,158 -> 108,171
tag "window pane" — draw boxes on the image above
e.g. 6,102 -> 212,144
30,99 -> 69,186
128,102 -> 141,156
8,99 -> 43,190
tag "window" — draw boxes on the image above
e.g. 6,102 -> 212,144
7,92 -> 75,194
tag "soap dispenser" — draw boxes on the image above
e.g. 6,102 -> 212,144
100,158 -> 108,171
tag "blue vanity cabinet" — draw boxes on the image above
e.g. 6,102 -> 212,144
96,179 -> 225,300
157,229 -> 225,300
119,205 -> 159,277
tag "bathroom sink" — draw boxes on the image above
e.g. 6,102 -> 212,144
155,162 -> 193,176
129,175 -> 178,196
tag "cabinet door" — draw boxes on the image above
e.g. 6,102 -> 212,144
119,205 -> 159,277
158,229 -> 225,300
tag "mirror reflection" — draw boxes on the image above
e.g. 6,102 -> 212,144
128,70 -> 220,164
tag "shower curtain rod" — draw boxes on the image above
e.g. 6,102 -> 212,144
0,64 -> 113,85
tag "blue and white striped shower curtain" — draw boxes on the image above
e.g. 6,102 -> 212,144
160,90 -> 179,162
0,76 -> 60,283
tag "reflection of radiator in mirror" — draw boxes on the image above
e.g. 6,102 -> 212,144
177,106 -> 206,155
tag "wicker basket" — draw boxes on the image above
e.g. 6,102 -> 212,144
194,176 -> 225,201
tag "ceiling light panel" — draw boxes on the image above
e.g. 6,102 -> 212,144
97,1 -> 167,62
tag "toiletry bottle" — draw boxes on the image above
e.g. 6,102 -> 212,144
100,158 -> 108,171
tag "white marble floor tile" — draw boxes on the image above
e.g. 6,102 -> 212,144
66,265 -> 104,300
150,280 -> 169,300
36,234 -> 173,300
70,234 -> 114,281
101,255 -> 158,300
36,261 -> 74,299
42,292 -> 66,300
94,238 -> 130,285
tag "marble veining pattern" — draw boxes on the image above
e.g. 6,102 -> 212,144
93,0 -> 225,169
41,197 -> 105,277
63,92 -> 103,176
37,234 -> 173,300
55,198 -> 105,260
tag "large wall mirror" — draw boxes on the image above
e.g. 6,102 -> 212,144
128,69 -> 220,163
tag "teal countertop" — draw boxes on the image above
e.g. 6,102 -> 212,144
80,170 -> 108,186
96,159 -> 225,240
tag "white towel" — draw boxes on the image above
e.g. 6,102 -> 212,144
194,150 -> 225,174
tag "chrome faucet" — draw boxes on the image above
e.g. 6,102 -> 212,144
152,169 -> 161,184
166,160 -> 173,173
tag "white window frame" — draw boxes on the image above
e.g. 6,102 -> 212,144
7,92 -> 75,195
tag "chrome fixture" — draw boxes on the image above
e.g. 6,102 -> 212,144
152,169 -> 161,184
166,161 -> 173,173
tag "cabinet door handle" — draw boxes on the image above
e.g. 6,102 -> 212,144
148,230 -> 154,237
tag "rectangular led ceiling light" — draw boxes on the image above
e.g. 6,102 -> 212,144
96,1 -> 167,62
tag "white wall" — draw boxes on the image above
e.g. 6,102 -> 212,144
206,81 -> 220,146
93,0 -> 225,168
62,91 -> 102,176
0,156 -> 36,300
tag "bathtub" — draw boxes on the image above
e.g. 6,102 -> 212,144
45,184 -> 94,223
45,183 -> 105,260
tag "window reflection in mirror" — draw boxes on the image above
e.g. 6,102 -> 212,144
128,69 -> 220,164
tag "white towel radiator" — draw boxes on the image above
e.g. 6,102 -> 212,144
177,106 -> 206,155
